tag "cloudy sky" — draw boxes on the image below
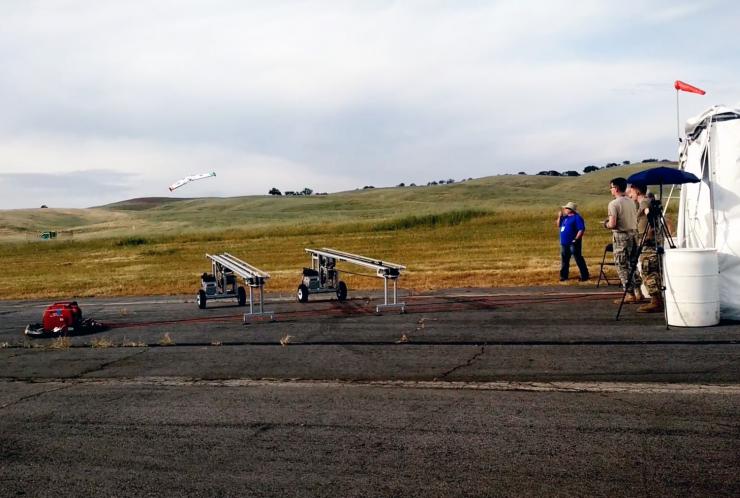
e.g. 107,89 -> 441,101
1,0 -> 738,209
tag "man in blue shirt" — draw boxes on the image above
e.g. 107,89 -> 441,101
556,201 -> 589,281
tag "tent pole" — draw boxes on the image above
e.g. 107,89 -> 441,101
666,89 -> 681,233
676,89 -> 681,143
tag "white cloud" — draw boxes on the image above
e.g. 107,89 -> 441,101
0,134 -> 353,207
0,0 -> 738,208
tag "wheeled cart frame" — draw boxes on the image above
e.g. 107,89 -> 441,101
298,248 -> 406,313
198,253 -> 274,321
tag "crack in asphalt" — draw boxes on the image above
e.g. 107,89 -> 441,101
2,377 -> 739,394
11,418 -> 736,438
0,383 -> 73,411
74,348 -> 150,379
437,345 -> 486,379
2,339 -> 737,350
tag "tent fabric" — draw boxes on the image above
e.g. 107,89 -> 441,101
677,104 -> 740,320
684,105 -> 740,138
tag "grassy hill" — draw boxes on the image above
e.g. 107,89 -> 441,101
1,162 -> 672,240
0,163 -> 677,299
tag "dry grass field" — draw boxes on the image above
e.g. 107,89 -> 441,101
0,163 -> 677,300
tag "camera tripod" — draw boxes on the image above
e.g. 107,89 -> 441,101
615,198 -> 675,328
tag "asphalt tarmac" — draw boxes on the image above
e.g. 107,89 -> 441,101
1,286 -> 739,497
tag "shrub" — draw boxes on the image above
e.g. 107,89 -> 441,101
115,237 -> 149,247
373,209 -> 489,231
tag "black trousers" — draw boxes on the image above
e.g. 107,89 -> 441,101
560,239 -> 589,280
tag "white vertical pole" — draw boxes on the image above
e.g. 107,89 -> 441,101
665,89 -> 682,216
676,89 -> 681,144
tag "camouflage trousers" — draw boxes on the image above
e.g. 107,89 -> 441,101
612,230 -> 642,292
639,246 -> 662,297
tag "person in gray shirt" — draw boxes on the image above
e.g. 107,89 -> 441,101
603,177 -> 646,304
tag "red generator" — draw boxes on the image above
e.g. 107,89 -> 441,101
42,301 -> 83,334
25,301 -> 104,337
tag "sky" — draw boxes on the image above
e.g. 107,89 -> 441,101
1,0 -> 738,209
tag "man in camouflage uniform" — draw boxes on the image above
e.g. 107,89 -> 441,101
629,183 -> 664,313
604,177 -> 646,304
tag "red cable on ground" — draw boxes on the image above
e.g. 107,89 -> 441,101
103,292 -> 619,330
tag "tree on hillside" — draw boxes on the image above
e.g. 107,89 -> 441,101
268,187 -> 282,196
622,160 -> 631,165
302,187 -> 313,195
641,158 -> 658,163
583,165 -> 599,173
518,171 -> 527,175
605,162 -> 618,168
562,171 -> 580,177
396,182 -> 405,187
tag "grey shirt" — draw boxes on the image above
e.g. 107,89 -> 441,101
608,195 -> 638,232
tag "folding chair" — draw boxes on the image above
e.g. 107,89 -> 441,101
596,243 -> 616,287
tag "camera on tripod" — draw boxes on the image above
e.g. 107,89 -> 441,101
642,197 -> 669,255
647,198 -> 664,230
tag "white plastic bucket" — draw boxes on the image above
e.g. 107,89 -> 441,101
664,248 -> 720,327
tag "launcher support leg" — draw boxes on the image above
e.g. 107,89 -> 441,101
244,284 -> 274,323
376,277 -> 405,314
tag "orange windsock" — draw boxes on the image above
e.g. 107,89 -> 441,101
674,80 -> 706,95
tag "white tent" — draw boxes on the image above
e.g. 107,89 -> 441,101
676,105 -> 740,320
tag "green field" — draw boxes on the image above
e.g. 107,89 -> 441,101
0,163 -> 677,299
